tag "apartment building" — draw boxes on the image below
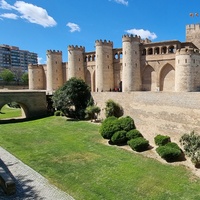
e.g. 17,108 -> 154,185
0,44 -> 38,72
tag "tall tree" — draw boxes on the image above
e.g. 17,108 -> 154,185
0,69 -> 14,84
21,72 -> 29,84
52,77 -> 92,119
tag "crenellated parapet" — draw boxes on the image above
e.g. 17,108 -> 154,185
122,34 -> 141,43
186,24 -> 200,31
176,48 -> 200,55
46,50 -> 62,55
95,39 -> 113,47
68,45 -> 85,52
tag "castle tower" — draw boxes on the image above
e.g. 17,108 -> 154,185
28,64 -> 45,90
186,24 -> 200,49
95,40 -> 114,92
175,48 -> 194,92
46,50 -> 63,93
122,35 -> 141,92
67,45 -> 85,80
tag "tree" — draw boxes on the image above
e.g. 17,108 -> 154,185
21,72 -> 29,84
0,69 -> 14,84
13,68 -> 23,84
52,77 -> 92,119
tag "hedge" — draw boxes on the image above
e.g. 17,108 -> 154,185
154,134 -> 171,146
126,129 -> 143,140
128,137 -> 149,152
156,145 -> 182,162
111,130 -> 127,145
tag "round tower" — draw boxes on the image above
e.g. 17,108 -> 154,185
95,40 -> 114,92
175,48 -> 196,92
122,34 -> 141,92
67,45 -> 85,80
28,64 -> 45,90
46,50 -> 63,93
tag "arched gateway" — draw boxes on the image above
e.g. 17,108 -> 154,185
0,90 -> 47,119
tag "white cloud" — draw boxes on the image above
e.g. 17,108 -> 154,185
66,22 -> 80,32
0,0 -> 57,27
38,57 -> 43,64
0,0 -> 14,10
111,0 -> 128,6
125,28 -> 157,40
0,13 -> 18,19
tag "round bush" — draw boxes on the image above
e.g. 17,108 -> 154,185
118,116 -> 136,132
126,129 -> 143,140
128,137 -> 149,152
165,142 -> 181,151
99,118 -> 121,139
154,134 -> 171,146
54,110 -> 63,116
102,116 -> 118,124
111,130 -> 127,145
156,146 -> 181,162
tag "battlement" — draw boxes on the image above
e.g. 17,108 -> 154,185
68,45 -> 85,51
28,64 -> 44,69
176,47 -> 200,55
186,23 -> 200,31
46,50 -> 62,55
122,34 -> 141,43
95,39 -> 113,47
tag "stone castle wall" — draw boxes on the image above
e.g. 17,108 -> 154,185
92,92 -> 200,144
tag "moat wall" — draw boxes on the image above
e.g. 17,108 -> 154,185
92,92 -> 200,144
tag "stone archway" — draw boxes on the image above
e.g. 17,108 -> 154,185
0,102 -> 27,119
142,65 -> 156,91
159,64 -> 175,91
0,91 -> 47,119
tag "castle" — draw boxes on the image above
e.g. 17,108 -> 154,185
28,24 -> 200,94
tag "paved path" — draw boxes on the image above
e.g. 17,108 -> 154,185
0,147 -> 75,200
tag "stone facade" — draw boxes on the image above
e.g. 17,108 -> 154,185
29,24 -> 200,94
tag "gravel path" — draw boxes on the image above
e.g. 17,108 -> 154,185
0,146 -> 75,200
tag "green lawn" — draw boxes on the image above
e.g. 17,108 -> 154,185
0,104 -> 22,119
0,116 -> 200,200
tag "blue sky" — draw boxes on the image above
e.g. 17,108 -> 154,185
0,0 -> 200,63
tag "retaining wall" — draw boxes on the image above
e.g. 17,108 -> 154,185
92,92 -> 200,143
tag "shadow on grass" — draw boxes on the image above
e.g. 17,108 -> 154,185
0,159 -> 41,200
0,114 -> 51,124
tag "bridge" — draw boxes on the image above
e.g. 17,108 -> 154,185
0,90 -> 47,119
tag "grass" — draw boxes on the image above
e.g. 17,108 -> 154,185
0,116 -> 200,199
0,104 -> 22,119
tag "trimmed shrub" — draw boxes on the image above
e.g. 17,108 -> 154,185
111,130 -> 127,145
165,142 -> 181,151
54,110 -> 63,116
99,118 -> 121,139
128,137 -> 149,152
126,129 -> 143,140
105,99 -> 123,118
118,116 -> 136,132
156,145 -> 182,162
154,134 -> 171,146
85,105 -> 101,120
102,116 -> 117,124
